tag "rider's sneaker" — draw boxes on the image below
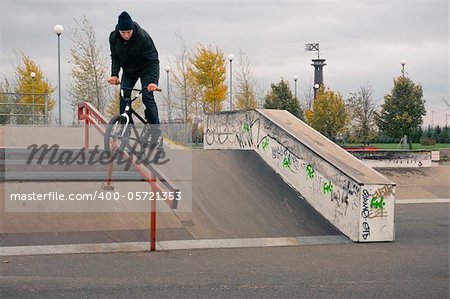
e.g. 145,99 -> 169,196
153,146 -> 166,162
140,125 -> 151,141
148,133 -> 161,149
141,126 -> 162,150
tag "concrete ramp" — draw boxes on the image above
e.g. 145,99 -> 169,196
204,109 -> 396,242
182,150 -> 341,239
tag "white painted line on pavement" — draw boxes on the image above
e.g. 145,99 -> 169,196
396,198 -> 450,204
0,235 -> 349,256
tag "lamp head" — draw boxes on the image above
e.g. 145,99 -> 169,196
53,24 -> 64,35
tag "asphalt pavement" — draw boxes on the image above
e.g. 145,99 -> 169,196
1,201 -> 448,298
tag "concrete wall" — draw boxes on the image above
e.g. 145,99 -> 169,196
204,109 -> 395,242
348,150 -> 432,167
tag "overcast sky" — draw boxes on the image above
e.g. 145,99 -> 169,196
0,0 -> 448,126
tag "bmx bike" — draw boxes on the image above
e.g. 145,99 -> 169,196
104,85 -> 162,155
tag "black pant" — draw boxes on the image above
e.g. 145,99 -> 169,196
120,72 -> 160,125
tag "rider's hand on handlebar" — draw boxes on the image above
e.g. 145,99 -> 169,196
147,83 -> 159,92
108,76 -> 120,85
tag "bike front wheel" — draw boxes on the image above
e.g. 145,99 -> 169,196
104,115 -> 130,154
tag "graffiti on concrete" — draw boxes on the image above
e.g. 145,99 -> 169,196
257,131 -> 301,173
261,136 -> 270,151
306,164 -> 315,179
323,181 -> 333,193
368,185 -> 393,219
370,196 -> 385,209
204,111 -> 261,149
361,189 -> 371,240
361,185 -> 392,239
373,185 -> 394,199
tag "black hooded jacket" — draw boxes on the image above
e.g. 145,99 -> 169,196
109,22 -> 159,85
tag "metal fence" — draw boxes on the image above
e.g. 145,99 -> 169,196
159,121 -> 194,146
0,92 -> 49,125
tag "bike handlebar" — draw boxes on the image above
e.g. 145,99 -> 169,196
116,81 -> 162,92
120,86 -> 162,92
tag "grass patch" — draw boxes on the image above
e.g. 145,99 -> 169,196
346,143 -> 450,150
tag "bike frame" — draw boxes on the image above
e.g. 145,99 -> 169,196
120,86 -> 148,143
122,89 -> 147,123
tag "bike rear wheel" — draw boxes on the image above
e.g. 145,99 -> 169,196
104,115 -> 130,154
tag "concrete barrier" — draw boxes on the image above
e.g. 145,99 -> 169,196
348,150 -> 432,167
431,151 -> 440,161
204,109 -> 396,242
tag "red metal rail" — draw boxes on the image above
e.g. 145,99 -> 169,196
78,102 -> 172,251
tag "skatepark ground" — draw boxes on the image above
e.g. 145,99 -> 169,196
0,150 -> 449,298
0,150 -> 342,247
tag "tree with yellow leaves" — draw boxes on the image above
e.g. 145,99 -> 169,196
15,53 -> 55,124
188,45 -> 227,113
305,85 -> 349,140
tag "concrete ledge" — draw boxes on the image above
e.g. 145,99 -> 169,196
348,150 -> 432,167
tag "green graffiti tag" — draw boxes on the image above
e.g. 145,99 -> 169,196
306,164 -> 315,179
262,137 -> 269,151
323,181 -> 333,193
370,196 -> 385,209
283,157 -> 292,168
242,122 -> 250,133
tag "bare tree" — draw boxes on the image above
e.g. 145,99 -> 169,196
68,16 -> 110,114
348,84 -> 378,145
255,82 -> 268,109
234,50 -> 257,110
301,80 -> 315,109
167,33 -> 202,124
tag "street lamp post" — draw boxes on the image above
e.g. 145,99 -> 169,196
54,24 -> 64,125
313,83 -> 320,100
400,59 -> 406,77
293,75 -> 298,101
165,65 -> 171,121
228,53 -> 234,111
31,72 -> 36,124
165,65 -> 171,139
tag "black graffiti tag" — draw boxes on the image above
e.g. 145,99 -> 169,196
361,189 -> 371,240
